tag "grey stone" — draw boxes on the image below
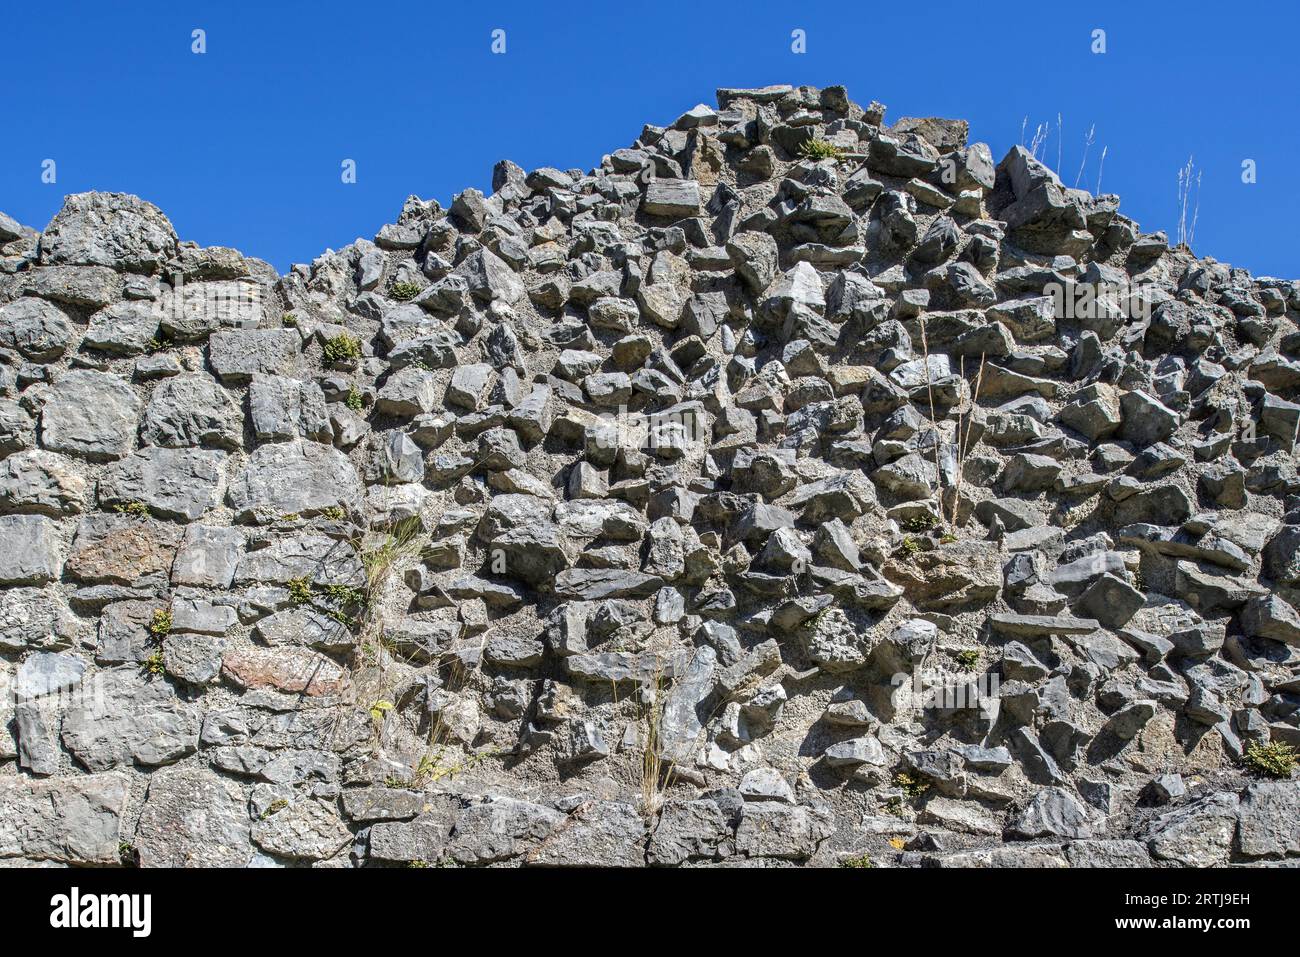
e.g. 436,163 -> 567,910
368,431 -> 425,485
648,799 -> 732,865
803,607 -> 876,673
0,515 -> 63,584
824,735 -> 888,771
918,797 -> 1002,836
1119,390 -> 1179,448
228,440 -> 363,523
83,301 -> 159,355
375,367 -> 438,417
554,568 -> 662,600
249,374 -> 331,443
98,446 -> 225,521
0,297 -> 74,361
0,587 -> 78,653
1104,700 -> 1156,740
209,329 -> 301,383
0,449 -> 89,516
525,801 -> 646,867
0,772 -> 130,864
1241,594 -> 1300,646
94,598 -> 156,665
1236,781 -> 1300,857
15,698 -> 60,775
254,607 -> 354,653
1144,791 -> 1240,866
162,632 -> 228,685
726,232 -> 779,293
643,178 -> 701,217
233,533 -> 361,586
734,804 -> 834,860
40,192 -> 177,272
23,265 -> 124,310
170,594 -> 237,635
1007,787 -> 1096,840
445,796 -> 566,865
660,646 -> 717,763
135,764 -> 252,867
16,650 -> 87,699
61,668 -> 200,771
40,370 -> 141,461
140,373 -> 243,449
171,524 -> 244,588
1076,573 -> 1144,628
251,799 -> 351,861
1065,840 -> 1152,867
448,363 -> 492,411
454,247 -> 525,304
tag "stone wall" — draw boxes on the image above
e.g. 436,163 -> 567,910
0,84 -> 1297,868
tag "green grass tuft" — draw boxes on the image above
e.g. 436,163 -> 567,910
390,281 -> 423,302
143,649 -> 166,678
148,609 -> 172,639
287,576 -> 313,606
323,332 -> 362,363
799,138 -> 846,160
894,770 -> 930,799
1243,741 -> 1297,778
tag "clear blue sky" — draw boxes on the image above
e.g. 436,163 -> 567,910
4,0 -> 1295,279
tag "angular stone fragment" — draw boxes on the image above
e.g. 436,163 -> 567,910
1144,792 -> 1240,867
0,297 -> 74,361
135,764 -> 252,867
0,586 -> 78,653
251,799 -> 352,861
726,231 -> 779,293
254,607 -> 354,653
171,524 -> 244,588
65,514 -> 181,584
1119,390 -> 1179,448
40,191 -> 178,272
1076,573 -> 1144,628
455,247 -> 525,304
228,440 -> 363,522
375,366 -> 438,417
1236,782 -> 1300,858
733,804 -> 834,860
140,373 -> 243,449
445,796 -> 566,865
648,799 -> 732,865
209,328 -> 301,382
554,568 -> 662,600
0,773 -> 130,864
0,514 -> 64,584
40,370 -> 141,461
16,650 -> 87,699
525,802 -> 647,867
0,450 -> 89,516
643,178 -> 701,218
221,645 -> 350,697
61,668 -> 200,771
233,533 -> 362,586
249,374 -> 331,442
83,301 -> 159,355
1240,594 -> 1300,646
98,446 -> 225,521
